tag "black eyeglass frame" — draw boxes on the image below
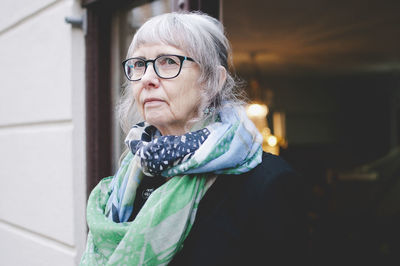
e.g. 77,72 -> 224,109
121,54 -> 195,81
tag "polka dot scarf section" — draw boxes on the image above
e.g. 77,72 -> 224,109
126,124 -> 211,176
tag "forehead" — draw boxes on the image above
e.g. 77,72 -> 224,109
131,43 -> 187,58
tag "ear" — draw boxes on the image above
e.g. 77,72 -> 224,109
217,65 -> 227,89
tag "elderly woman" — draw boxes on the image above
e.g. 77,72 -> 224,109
81,12 -> 307,266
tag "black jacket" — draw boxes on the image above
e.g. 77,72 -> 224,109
170,152 -> 308,266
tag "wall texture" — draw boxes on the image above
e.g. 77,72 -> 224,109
0,0 -> 87,265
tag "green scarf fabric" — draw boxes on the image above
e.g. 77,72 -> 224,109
81,164 -> 214,265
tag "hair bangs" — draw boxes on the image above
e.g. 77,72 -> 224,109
127,15 -> 191,58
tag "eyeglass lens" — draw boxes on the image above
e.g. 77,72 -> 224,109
124,55 -> 183,81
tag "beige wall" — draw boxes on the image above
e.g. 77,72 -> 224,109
0,0 -> 87,265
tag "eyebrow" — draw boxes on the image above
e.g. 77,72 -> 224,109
130,53 -> 173,60
130,56 -> 146,60
157,53 -> 169,57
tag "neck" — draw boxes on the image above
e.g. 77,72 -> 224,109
157,123 -> 192,136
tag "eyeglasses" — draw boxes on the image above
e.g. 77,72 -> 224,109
122,54 -> 195,81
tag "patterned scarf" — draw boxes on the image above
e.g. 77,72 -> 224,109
80,105 -> 263,265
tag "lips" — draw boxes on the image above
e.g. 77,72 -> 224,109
144,97 -> 164,103
143,98 -> 165,107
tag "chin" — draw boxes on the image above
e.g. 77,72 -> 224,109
145,112 -> 166,123
146,117 -> 170,128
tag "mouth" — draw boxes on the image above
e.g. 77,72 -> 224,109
143,98 -> 165,107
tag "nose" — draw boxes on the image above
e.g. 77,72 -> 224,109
140,62 -> 160,88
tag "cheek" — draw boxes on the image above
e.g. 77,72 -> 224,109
132,87 -> 143,113
133,89 -> 140,102
180,86 -> 202,113
187,79 -> 202,100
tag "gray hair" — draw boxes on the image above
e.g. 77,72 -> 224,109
118,11 -> 246,133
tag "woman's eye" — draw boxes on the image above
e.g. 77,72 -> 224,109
166,58 -> 177,64
159,57 -> 178,65
134,61 -> 145,68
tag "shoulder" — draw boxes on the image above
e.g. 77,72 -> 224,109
207,152 -> 303,207
250,151 -> 296,180
239,152 -> 302,198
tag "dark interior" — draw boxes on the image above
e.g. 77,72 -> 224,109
223,0 -> 400,263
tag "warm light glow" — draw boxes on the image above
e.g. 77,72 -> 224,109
261,127 -> 271,137
246,103 -> 268,118
267,135 -> 278,147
